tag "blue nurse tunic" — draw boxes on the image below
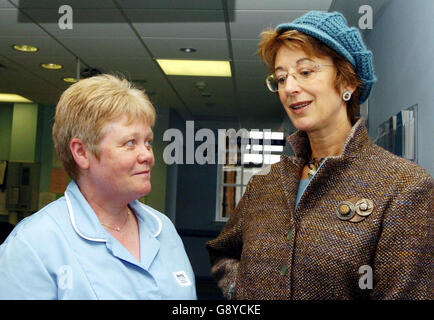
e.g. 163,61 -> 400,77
0,181 -> 197,300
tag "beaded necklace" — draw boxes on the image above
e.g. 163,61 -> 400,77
307,157 -> 325,179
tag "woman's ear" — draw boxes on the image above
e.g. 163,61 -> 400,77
342,82 -> 357,96
69,138 -> 90,170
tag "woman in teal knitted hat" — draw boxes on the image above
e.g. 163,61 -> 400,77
207,11 -> 433,300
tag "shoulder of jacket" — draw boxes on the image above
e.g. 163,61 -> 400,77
248,161 -> 285,183
363,144 -> 433,186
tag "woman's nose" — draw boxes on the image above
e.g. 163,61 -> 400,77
137,144 -> 154,164
283,74 -> 301,95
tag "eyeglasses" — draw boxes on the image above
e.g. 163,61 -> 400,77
265,63 -> 334,92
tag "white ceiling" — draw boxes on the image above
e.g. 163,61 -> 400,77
0,0 -> 387,130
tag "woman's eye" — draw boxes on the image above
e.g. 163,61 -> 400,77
299,69 -> 313,77
126,140 -> 135,147
276,74 -> 287,84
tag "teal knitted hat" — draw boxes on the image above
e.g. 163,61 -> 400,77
276,11 -> 376,104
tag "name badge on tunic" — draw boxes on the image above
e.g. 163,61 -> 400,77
173,271 -> 192,287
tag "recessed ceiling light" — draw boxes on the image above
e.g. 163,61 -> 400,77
0,93 -> 32,103
180,48 -> 197,53
12,44 -> 38,53
156,59 -> 231,77
195,81 -> 207,90
41,63 -> 62,70
63,77 -> 77,83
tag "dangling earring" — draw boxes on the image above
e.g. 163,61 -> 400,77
342,91 -> 352,101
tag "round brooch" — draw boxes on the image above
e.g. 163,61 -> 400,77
336,201 -> 356,220
355,199 -> 374,217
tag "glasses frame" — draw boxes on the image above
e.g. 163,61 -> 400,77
265,64 -> 334,93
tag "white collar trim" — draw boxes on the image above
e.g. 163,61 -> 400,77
137,202 -> 162,238
65,191 -> 107,243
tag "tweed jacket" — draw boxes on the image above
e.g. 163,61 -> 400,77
206,119 -> 433,300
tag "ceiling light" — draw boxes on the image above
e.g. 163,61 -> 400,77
0,93 -> 32,103
156,59 -> 231,77
180,48 -> 196,53
12,44 -> 38,53
41,63 -> 62,70
195,81 -> 207,90
63,77 -> 77,83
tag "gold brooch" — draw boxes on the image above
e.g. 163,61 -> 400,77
336,198 -> 374,223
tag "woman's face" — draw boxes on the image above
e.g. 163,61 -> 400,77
274,45 -> 349,133
86,115 -> 154,202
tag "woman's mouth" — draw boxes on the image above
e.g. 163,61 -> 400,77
289,101 -> 312,113
135,170 -> 150,176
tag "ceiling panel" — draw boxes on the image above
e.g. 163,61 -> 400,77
9,0 -> 118,9
168,75 -> 235,117
0,59 -> 62,104
233,0 -> 333,10
169,75 -> 234,93
233,60 -> 268,78
82,57 -> 160,79
231,39 -> 260,61
230,10 -> 307,39
127,10 -> 227,39
21,9 -> 135,38
236,76 -> 269,95
57,38 -> 149,59
0,0 -> 14,8
143,38 -> 229,60
120,0 -> 223,10
7,54 -> 77,84
0,8 -> 47,37
0,36 -> 72,57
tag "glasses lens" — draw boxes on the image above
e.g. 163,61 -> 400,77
265,75 -> 278,92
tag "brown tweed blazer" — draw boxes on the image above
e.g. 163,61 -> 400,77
206,119 -> 433,300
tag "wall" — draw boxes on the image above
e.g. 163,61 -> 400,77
9,103 -> 38,162
0,104 -> 13,222
365,0 -> 434,175
0,103 -> 42,224
37,105 -> 56,193
142,105 -> 169,214
0,103 -> 13,160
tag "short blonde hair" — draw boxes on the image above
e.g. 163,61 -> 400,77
53,74 -> 156,180
257,29 -> 362,123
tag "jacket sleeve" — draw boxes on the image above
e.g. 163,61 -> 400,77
370,175 -> 434,299
205,180 -> 251,299
0,233 -> 57,299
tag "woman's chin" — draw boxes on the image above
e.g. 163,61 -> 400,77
127,184 -> 151,202
138,186 -> 151,198
291,118 -> 316,133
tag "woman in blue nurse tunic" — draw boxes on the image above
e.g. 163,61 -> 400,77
0,74 -> 196,300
